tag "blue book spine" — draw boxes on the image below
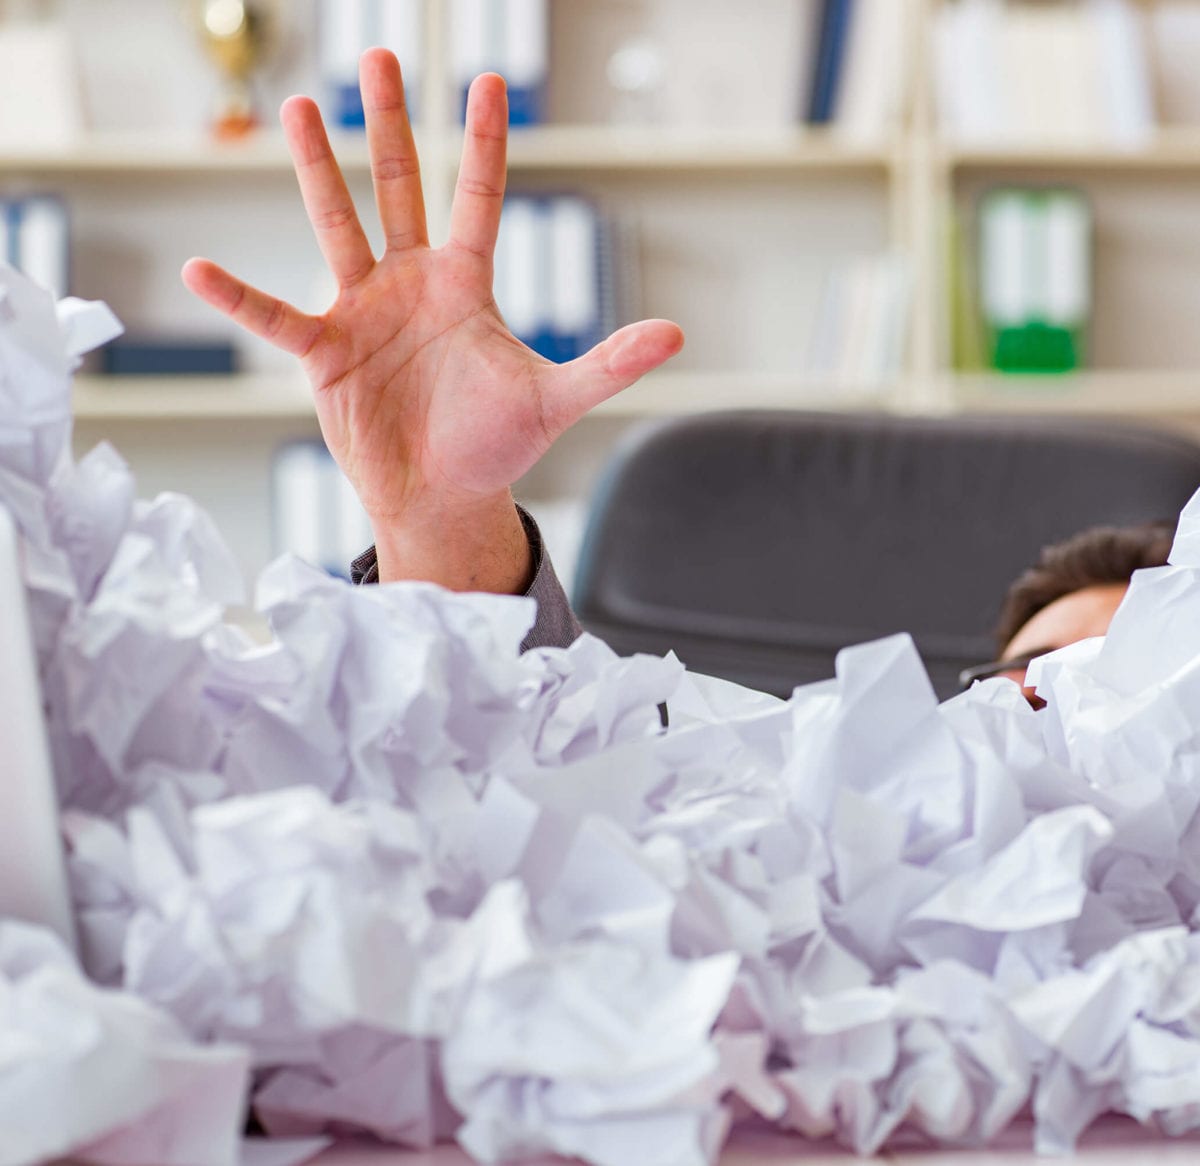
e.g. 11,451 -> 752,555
528,332 -> 559,361
332,83 -> 367,129
319,0 -> 366,128
459,84 -> 544,127
808,0 -> 855,124
504,0 -> 547,126
505,84 -> 544,127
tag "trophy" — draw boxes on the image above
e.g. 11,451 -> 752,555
194,0 -> 276,139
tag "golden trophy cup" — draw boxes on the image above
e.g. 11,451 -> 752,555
195,0 -> 275,139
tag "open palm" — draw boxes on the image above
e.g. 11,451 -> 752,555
183,49 -> 683,589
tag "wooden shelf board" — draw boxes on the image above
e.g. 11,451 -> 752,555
0,131 -> 379,175
0,127 -> 893,177
69,370 -> 1200,423
71,372 -> 892,422
592,371 -> 894,416
944,128 -> 1200,172
948,372 -> 1200,415
27,127 -> 1200,178
73,375 -> 317,420
502,125 -> 896,172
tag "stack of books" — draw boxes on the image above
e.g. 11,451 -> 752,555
805,254 -> 912,390
272,441 -> 373,580
667,0 -> 913,137
933,0 -> 1154,146
449,0 -> 548,126
314,0 -> 911,139
318,0 -> 549,129
493,194 -> 618,364
804,0 -> 914,141
317,0 -> 424,127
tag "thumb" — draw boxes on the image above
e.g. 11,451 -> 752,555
544,319 -> 684,430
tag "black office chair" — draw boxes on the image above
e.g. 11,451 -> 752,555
572,410 -> 1200,701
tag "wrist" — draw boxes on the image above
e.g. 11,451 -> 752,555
370,491 -> 534,595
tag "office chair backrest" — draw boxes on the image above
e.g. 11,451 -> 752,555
572,410 -> 1200,700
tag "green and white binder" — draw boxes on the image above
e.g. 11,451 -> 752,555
978,187 -> 1092,374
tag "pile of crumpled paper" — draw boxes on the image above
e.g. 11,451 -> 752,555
6,259 -> 1200,1166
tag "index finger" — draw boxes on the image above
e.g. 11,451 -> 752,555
448,74 -> 509,260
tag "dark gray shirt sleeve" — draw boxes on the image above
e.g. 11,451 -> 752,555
349,505 -> 583,652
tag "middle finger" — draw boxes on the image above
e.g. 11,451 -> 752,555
361,47 -> 428,253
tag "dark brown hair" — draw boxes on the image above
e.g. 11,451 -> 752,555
995,520 -> 1176,652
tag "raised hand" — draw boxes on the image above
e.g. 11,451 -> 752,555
183,48 -> 683,593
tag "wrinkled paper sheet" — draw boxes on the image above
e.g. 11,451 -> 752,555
6,259 -> 1200,1164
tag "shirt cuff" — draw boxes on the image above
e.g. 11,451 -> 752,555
349,505 -> 582,653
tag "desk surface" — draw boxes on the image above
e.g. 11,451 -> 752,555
307,1117 -> 1200,1165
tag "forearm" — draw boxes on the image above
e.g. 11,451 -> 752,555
351,503 -> 583,652
370,490 -> 532,595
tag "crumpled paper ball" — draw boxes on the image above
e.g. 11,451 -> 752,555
0,920 -> 248,1166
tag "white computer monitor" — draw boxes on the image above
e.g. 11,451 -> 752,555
0,504 -> 77,950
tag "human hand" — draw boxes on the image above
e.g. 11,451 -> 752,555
183,49 -> 683,593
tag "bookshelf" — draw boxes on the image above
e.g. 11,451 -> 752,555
943,132 -> 1200,173
71,369 -> 894,423
912,0 -> 1200,421
6,0 -> 1200,586
71,374 -> 316,420
949,371 -> 1200,416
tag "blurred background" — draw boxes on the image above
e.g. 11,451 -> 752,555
3,0 -> 1200,608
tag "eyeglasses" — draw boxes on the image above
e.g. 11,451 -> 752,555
958,645 -> 1057,691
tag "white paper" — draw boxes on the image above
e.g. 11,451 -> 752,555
8,257 -> 1200,1161
0,921 -> 248,1166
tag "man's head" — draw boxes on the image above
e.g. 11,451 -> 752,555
985,520 -> 1176,699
